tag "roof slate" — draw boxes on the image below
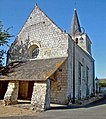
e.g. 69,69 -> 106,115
0,57 -> 67,81
70,9 -> 81,36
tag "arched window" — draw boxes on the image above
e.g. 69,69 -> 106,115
28,45 -> 39,59
32,47 -> 39,58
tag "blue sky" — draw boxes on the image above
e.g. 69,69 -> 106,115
0,0 -> 106,78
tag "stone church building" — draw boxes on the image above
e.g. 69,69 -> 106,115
0,5 -> 95,111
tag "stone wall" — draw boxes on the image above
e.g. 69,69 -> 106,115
71,34 -> 92,55
7,6 -> 68,64
31,80 -> 50,111
4,81 -> 19,105
75,44 -> 94,99
50,60 -> 69,104
67,36 -> 94,101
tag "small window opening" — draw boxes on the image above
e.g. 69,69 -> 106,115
76,38 -> 78,44
80,37 -> 84,44
59,69 -> 62,72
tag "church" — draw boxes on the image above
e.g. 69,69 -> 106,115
0,5 -> 95,111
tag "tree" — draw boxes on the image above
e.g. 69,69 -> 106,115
0,21 -> 12,66
99,82 -> 106,87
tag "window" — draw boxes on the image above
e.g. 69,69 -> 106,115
32,47 -> 39,58
78,62 -> 82,86
78,62 -> 82,99
86,66 -> 89,96
87,43 -> 91,53
28,45 -> 39,59
75,38 -> 78,44
80,37 -> 84,44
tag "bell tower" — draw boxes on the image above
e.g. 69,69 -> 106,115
70,8 -> 92,55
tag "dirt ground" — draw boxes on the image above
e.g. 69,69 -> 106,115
0,105 -> 39,117
0,100 -> 39,117
0,95 -> 103,117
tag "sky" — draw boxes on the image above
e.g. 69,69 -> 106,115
0,0 -> 106,78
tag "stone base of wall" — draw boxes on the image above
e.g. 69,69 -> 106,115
3,81 -> 19,106
50,61 -> 69,104
31,80 -> 50,112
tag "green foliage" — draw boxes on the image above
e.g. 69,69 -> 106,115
0,21 -> 13,66
99,82 -> 106,87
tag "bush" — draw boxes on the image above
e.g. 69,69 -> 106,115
99,82 -> 106,87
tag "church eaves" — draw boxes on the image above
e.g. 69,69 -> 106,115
70,8 -> 81,36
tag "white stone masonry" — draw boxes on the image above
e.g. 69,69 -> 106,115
4,81 -> 19,105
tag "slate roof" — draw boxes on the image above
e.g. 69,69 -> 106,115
0,57 -> 67,81
70,8 -> 81,36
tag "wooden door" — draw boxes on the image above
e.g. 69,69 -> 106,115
18,81 -> 29,99
18,81 -> 34,100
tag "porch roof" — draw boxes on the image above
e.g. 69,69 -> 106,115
0,57 -> 67,81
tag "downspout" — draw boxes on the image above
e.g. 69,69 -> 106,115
92,60 -> 95,95
68,34 -> 76,104
72,40 -> 75,104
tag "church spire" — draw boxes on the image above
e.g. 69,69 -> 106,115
70,8 -> 81,36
